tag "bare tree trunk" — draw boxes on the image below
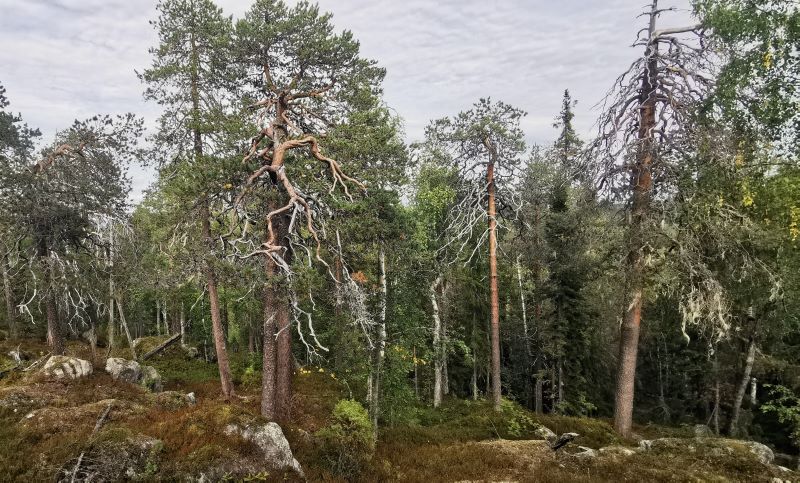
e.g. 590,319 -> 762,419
115,296 -> 136,360
261,258 -> 278,419
557,359 -> 564,409
41,245 -> 64,356
729,336 -> 757,436
106,233 -> 115,359
516,256 -> 531,407
472,310 -> 479,401
179,302 -> 186,347
613,2 -> 658,438
413,346 -> 419,398
713,363 -> 720,435
275,297 -> 292,420
202,207 -> 235,400
487,153 -> 502,411
430,274 -> 443,408
155,299 -> 161,337
370,247 -> 387,441
162,300 -> 169,336
3,254 -> 16,339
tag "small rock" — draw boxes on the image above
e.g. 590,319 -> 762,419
599,445 -> 636,457
185,392 -> 196,405
532,423 -> 556,442
776,466 -> 791,473
182,345 -> 200,358
105,357 -> 142,384
693,424 -> 713,437
42,356 -> 92,379
638,440 -> 652,451
140,365 -> 162,392
225,422 -> 304,477
740,440 -> 774,465
573,446 -> 597,458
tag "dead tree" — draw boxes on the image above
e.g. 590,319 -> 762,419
591,1 -> 710,437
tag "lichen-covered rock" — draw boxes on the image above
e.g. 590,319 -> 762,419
152,391 -> 196,410
140,365 -> 162,393
638,437 -> 774,465
573,446 -> 597,458
740,440 -> 774,465
224,422 -> 304,477
182,345 -> 200,358
599,445 -> 636,457
105,357 -> 142,384
693,424 -> 713,437
42,356 -> 92,379
532,423 -> 556,442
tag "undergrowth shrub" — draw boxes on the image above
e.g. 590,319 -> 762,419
315,399 -> 374,478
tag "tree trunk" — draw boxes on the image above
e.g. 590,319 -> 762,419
487,154 -> 502,411
180,302 -> 186,347
472,310 -> 479,401
274,293 -> 292,420
261,253 -> 279,419
156,299 -> 161,337
729,336 -> 757,436
3,254 -> 16,339
189,24 -> 234,399
516,256 -> 531,407
115,295 -> 136,360
162,300 -> 169,336
41,245 -> 64,356
370,247 -> 387,441
202,206 -> 235,400
613,2 -> 658,438
430,274 -> 443,408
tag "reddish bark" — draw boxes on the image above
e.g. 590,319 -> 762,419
488,155 -> 502,411
613,12 -> 657,437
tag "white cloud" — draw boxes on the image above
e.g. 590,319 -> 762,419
0,0 -> 695,203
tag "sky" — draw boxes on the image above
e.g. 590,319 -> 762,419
0,0 -> 694,202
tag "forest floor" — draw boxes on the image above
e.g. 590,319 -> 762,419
0,337 -> 796,482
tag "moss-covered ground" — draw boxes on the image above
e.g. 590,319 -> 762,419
0,337 -> 796,482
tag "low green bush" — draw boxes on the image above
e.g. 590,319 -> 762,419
315,399 -> 374,478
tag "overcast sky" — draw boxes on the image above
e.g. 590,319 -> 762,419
0,0 -> 694,202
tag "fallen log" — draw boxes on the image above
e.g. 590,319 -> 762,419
139,333 -> 181,361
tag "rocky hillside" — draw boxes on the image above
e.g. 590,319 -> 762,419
0,337 -> 796,482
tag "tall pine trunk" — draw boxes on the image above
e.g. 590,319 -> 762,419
487,153 -> 502,411
613,4 -> 657,437
190,28 -> 234,399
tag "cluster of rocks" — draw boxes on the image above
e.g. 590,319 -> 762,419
37,354 -> 163,394
105,357 -> 163,392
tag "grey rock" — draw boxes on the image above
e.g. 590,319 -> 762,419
532,424 -> 556,442
740,440 -> 774,465
42,356 -> 92,379
140,365 -> 162,393
105,357 -> 142,384
693,424 -> 713,437
225,422 -> 304,477
599,445 -> 636,457
573,446 -> 597,458
185,392 -> 196,405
